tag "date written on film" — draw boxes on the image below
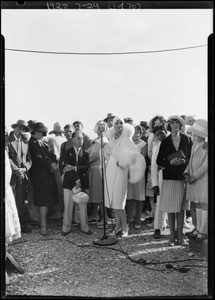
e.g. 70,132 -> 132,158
46,2 -> 141,9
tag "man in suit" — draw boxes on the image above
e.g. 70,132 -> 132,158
7,120 -> 32,233
61,131 -> 91,235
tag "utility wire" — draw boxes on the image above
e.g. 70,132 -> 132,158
5,44 -> 207,55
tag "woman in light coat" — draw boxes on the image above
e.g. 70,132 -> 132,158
184,119 -> 208,241
104,116 -> 146,237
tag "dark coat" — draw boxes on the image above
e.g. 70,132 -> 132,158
28,136 -> 58,206
156,133 -> 192,180
62,147 -> 89,190
7,134 -> 32,186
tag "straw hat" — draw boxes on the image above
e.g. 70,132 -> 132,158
187,119 -> 207,138
104,113 -> 115,122
72,191 -> 89,204
49,122 -> 64,134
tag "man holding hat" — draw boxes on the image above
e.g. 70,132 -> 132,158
7,120 -> 32,233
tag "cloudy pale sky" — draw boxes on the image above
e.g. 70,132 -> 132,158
1,8 -> 213,138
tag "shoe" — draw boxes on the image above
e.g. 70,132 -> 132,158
175,239 -> 189,246
82,229 -> 92,235
61,230 -> 71,236
21,225 -> 32,233
153,229 -> 161,239
188,229 -> 199,239
185,228 -> 196,237
135,224 -> 141,229
144,217 -> 154,224
41,226 -> 47,236
121,227 -> 129,238
195,233 -> 207,242
168,240 -> 175,247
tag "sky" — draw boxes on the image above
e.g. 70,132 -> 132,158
1,8 -> 213,138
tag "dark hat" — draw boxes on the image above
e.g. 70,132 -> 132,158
27,120 -> 37,131
140,121 -> 149,130
49,122 -> 64,134
124,117 -> 133,124
73,120 -> 83,128
32,122 -> 48,136
11,120 -> 30,132
104,113 -> 115,122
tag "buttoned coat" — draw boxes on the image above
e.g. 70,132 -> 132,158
184,141 -> 208,203
7,134 -> 32,186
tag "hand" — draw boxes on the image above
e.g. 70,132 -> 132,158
170,157 -> 179,165
184,173 -> 190,182
19,167 -> 26,174
188,175 -> 197,184
51,162 -> 58,170
153,186 -> 160,196
64,164 -> 75,172
202,142 -> 208,150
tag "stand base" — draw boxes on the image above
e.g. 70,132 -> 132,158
93,235 -> 117,246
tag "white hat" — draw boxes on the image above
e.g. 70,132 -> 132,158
72,192 -> 89,204
187,119 -> 207,138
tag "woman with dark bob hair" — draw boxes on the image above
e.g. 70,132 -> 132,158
29,122 -> 59,236
156,115 -> 192,246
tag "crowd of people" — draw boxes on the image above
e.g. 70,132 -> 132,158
5,112 -> 208,283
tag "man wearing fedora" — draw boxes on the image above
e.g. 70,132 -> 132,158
104,113 -> 115,129
7,120 -> 32,233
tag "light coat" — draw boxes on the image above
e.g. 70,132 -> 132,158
184,141 -> 208,203
104,124 -> 146,209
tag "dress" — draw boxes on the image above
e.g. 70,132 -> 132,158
28,136 -> 59,206
156,133 -> 192,213
87,140 -> 103,203
127,140 -> 147,201
184,140 -> 208,203
104,124 -> 146,210
5,150 -> 21,244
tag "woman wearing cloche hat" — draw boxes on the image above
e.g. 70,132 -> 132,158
184,119 -> 208,242
157,115 -> 193,247
29,122 -> 59,236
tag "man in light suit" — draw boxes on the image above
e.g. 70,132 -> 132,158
7,120 -> 32,233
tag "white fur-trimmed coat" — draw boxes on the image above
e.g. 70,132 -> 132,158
104,124 -> 146,209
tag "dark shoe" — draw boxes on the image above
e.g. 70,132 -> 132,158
61,230 -> 71,236
153,229 -> 161,239
21,225 -> 32,233
189,229 -> 199,239
144,217 -> 154,224
82,229 -> 92,235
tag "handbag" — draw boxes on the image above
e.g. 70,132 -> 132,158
167,149 -> 185,161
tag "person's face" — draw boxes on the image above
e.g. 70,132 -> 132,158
73,133 -> 83,148
154,118 -> 162,127
97,121 -> 106,135
155,130 -> 167,142
14,125 -> 26,138
64,127 -> 73,140
34,130 -> 44,140
114,119 -> 123,134
169,119 -> 180,132
107,118 -> 114,128
133,127 -> 141,140
74,123 -> 83,132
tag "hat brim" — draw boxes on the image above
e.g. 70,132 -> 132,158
167,115 -> 185,126
104,116 -> 115,122
49,130 -> 64,134
11,123 -> 30,132
187,126 -> 207,138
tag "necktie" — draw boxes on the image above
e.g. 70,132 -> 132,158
17,139 -> 22,159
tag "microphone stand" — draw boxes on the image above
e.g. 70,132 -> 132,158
93,131 -> 117,246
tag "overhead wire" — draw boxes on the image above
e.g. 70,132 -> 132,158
5,44 -> 207,55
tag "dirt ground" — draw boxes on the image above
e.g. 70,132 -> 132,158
3,218 -> 208,298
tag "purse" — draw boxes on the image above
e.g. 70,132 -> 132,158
167,149 -> 185,161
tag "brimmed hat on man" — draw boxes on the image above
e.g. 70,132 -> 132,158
187,119 -> 207,138
124,117 -> 133,124
140,121 -> 149,130
49,122 -> 64,134
11,120 -> 30,132
104,113 -> 115,123
32,122 -> 48,136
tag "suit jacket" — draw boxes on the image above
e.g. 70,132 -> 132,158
63,146 -> 89,190
7,134 -> 32,186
